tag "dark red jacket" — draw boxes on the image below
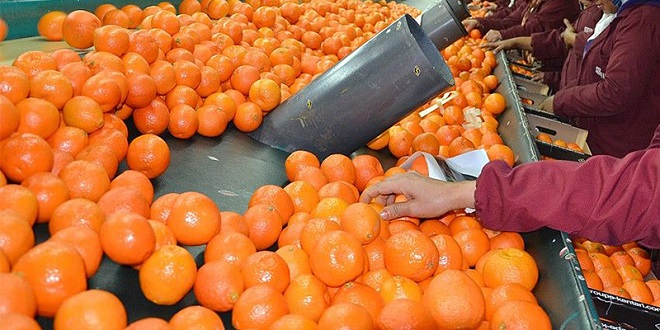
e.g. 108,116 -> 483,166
553,3 -> 660,157
530,3 -> 601,72
477,0 -> 581,39
489,0 -> 525,18
475,124 -> 660,249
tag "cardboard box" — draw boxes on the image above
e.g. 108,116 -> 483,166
525,112 -> 592,162
590,289 -> 660,329
517,89 -> 549,107
514,75 -> 551,96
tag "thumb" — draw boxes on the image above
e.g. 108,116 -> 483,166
380,201 -> 413,220
563,19 -> 573,29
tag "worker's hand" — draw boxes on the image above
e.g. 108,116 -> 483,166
481,38 -> 516,54
560,19 -> 577,48
462,18 -> 481,32
483,30 -> 503,42
531,72 -> 545,82
538,95 -> 555,113
483,2 -> 498,10
359,172 -> 477,220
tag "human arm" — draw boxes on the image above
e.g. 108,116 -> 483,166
498,0 -> 581,40
554,8 -> 660,117
476,151 -> 660,249
482,36 -> 533,53
560,19 -> 577,48
359,171 -> 476,220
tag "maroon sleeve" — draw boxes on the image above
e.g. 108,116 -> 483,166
531,29 -> 567,60
572,30 -> 589,55
477,3 -> 526,32
475,149 -> 660,249
499,0 -> 581,39
554,8 -> 660,117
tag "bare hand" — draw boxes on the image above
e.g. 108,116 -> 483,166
483,30 -> 503,42
481,39 -> 516,54
359,172 -> 476,220
462,19 -> 480,32
538,95 -> 555,113
560,19 -> 577,48
531,72 -> 545,82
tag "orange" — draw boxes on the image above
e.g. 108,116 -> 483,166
589,252 -> 615,271
248,184 -> 295,225
97,186 -> 151,219
203,91 -> 237,120
379,275 -> 424,303
20,172 -> 69,224
310,196 -> 349,222
132,98 -> 170,135
219,211 -> 250,236
489,301 -> 552,330
99,212 -> 155,266
309,230 -> 366,287
318,181 -> 360,204
275,244 -> 312,281
125,317 -> 170,330
443,105 -> 465,125
15,98 -> 60,140
285,150 -> 321,182
12,241 -> 87,317
147,219 -> 177,250
167,191 -> 221,246
377,299 -> 437,330
127,30 -> 159,64
388,128 -> 414,158
193,260 -> 245,312
232,284 -> 289,329
423,269 -> 485,329
384,230 -> 438,282
53,289 -> 127,330
317,302 -> 374,329
0,184 -> 39,226
62,96 -> 105,133
243,204 -> 284,250
248,78 -> 281,111
331,281 -> 384,325
479,247 -> 539,291
284,182 -> 319,214
125,73 -> 158,109
230,64 -> 261,95
269,314 -> 317,330
609,250 -> 635,269
622,279 -> 654,303
204,230 -> 257,269
453,227 -> 490,268
94,25 -> 130,57
0,272 -> 38,317
430,233 -> 464,274
62,10 -> 102,49
0,66 -> 30,104
149,192 -> 179,224
339,202 -> 381,244
233,101 -> 264,132
79,73 -> 123,112
169,305 -> 224,330
0,313 -> 42,330
352,154 -> 385,192
139,244 -> 197,305
487,144 -> 515,167
419,219 -> 451,237
449,215 -> 483,235
0,95 -> 19,140
575,248 -> 595,271
241,250 -> 290,292
626,247 -> 652,277
29,69 -> 73,110
59,61 -> 92,97
110,169 -> 154,204
596,267 -> 623,289
58,160 -> 110,202
489,231 -> 525,250
284,273 -> 331,322
299,217 -> 342,255
126,133 -> 171,179
37,10 -> 66,41
47,126 -> 89,158
12,50 -> 57,79
48,198 -> 105,234
485,283 -> 538,320
0,18 -> 6,42
483,92 -> 506,115
102,8 -> 131,28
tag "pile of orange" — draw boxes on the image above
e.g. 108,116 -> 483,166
367,33 -> 517,167
573,238 -> 659,306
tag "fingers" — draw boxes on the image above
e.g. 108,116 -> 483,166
380,201 -> 413,220
563,18 -> 574,31
359,174 -> 406,204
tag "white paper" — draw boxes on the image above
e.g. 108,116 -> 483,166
399,150 -> 490,181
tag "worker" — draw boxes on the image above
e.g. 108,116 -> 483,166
359,124 -> 660,249
462,0 -> 581,42
482,0 -> 602,91
537,0 -> 660,157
